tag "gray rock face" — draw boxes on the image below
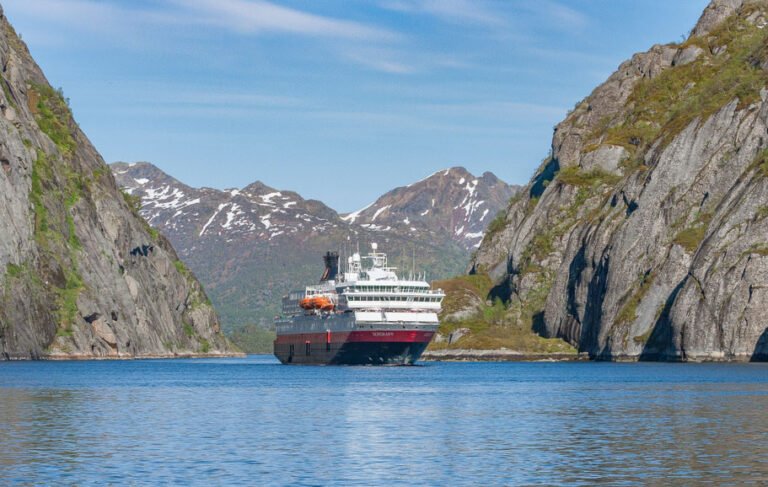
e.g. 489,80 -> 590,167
0,11 -> 234,358
472,0 -> 768,361
692,0 -> 744,36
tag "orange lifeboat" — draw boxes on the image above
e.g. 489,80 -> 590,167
299,297 -> 314,310
311,296 -> 335,311
300,295 -> 335,311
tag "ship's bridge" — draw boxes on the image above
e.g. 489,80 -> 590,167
337,280 -> 444,312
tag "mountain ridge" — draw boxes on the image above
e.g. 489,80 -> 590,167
111,161 -> 518,328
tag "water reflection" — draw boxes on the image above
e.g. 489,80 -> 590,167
0,359 -> 766,485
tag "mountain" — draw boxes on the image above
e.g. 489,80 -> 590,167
0,8 -> 234,359
343,167 -> 518,250
470,0 -> 768,361
111,162 -> 517,328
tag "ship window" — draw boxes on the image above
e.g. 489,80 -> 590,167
305,341 -> 311,356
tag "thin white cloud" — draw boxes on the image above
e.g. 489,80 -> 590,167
2,0 -> 128,33
341,48 -> 416,74
381,0 -> 504,27
417,101 -> 566,119
143,89 -> 302,108
382,0 -> 588,36
4,0 -> 399,42
173,0 -> 398,41
519,1 -> 589,32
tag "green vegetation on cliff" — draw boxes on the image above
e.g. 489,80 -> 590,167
29,84 -> 76,157
590,9 -> 768,159
428,274 -> 576,355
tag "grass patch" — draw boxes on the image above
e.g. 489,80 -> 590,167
673,225 -> 708,253
748,148 -> 768,178
432,274 -> 493,317
30,150 -> 50,240
755,205 -> 768,220
557,166 -> 621,187
54,268 -> 84,333
0,78 -> 16,110
183,322 -> 195,338
121,190 -> 142,213
174,260 -> 191,277
121,189 -> 161,242
429,270 -> 575,355
199,338 -> 210,354
616,271 -> 656,325
586,9 -> 768,156
673,210 -> 714,253
28,84 -> 76,157
65,187 -> 82,250
742,243 -> 768,257
484,211 -> 507,239
5,263 -> 22,278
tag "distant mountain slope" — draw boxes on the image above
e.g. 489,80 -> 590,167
111,163 -> 517,328
343,167 -> 518,250
112,162 -> 340,251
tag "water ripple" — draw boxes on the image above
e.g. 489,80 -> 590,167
0,358 -> 767,485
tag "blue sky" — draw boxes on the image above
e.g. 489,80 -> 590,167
3,0 -> 709,212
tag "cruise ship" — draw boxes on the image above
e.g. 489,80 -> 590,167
274,244 -> 445,365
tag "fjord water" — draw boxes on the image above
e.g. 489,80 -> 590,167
1,357 -> 767,485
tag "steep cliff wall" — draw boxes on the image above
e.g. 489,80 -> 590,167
0,7 -> 234,359
473,0 -> 768,361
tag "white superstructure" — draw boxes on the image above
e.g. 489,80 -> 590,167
280,243 -> 445,322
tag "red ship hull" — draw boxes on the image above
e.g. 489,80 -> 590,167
274,329 -> 435,365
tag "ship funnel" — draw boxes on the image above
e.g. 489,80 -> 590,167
320,251 -> 339,282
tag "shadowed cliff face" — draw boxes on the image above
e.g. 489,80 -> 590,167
0,8 -> 234,359
473,0 -> 768,361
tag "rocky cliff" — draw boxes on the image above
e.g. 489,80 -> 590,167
0,8 -> 235,359
472,0 -> 768,361
111,163 -> 516,328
